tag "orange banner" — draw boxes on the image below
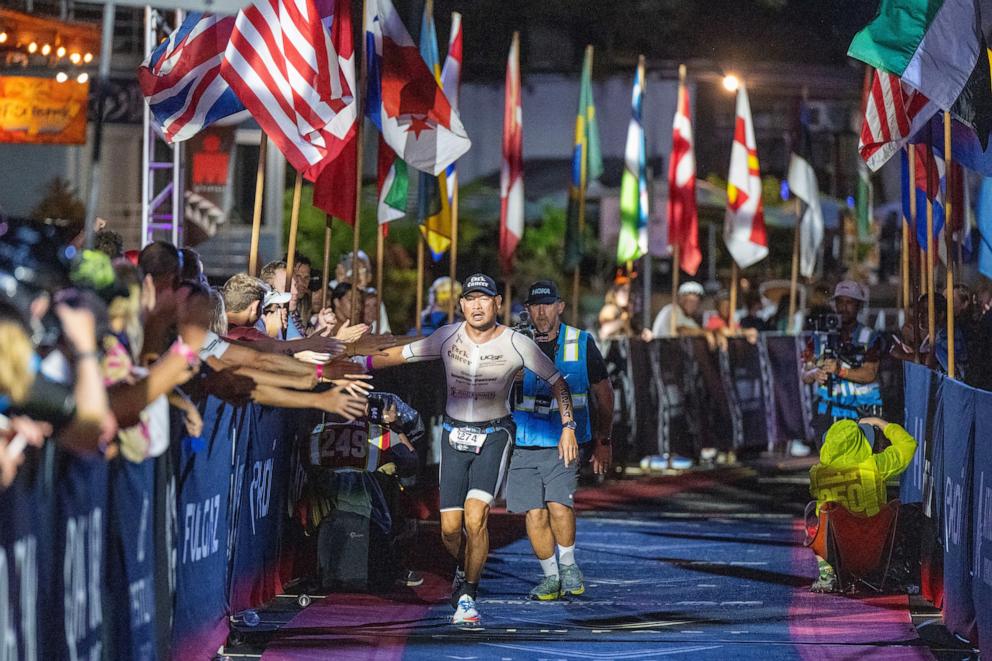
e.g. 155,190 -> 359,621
0,76 -> 89,144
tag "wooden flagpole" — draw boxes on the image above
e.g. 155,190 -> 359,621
376,223 -> 385,332
448,181 -> 459,323
349,1 -> 368,326
944,111 -> 955,378
321,216 -> 333,309
909,149 -> 922,362
415,239 -> 424,334
284,171 -> 303,293
669,63 -> 687,337
504,279 -> 512,325
248,134 -> 268,276
788,196 -> 801,333
570,45 -> 594,324
728,261 -> 739,333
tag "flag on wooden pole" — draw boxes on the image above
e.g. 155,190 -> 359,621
416,0 -> 452,259
724,85 -> 768,268
440,12 -> 463,198
499,32 -> 524,275
364,0 -> 470,176
563,45 -> 602,272
787,100 -> 824,278
848,0 -> 979,112
376,135 -> 407,223
221,0 -> 357,182
859,67 -> 935,171
667,68 -> 700,276
616,57 -> 648,265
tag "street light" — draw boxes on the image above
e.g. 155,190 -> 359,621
722,74 -> 740,92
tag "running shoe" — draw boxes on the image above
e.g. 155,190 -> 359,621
396,570 -> 424,587
560,563 -> 585,596
450,569 -> 466,607
451,594 -> 481,627
528,575 -> 562,601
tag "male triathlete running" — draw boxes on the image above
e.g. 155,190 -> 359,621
370,273 -> 577,627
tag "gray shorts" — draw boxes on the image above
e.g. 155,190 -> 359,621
505,445 -> 591,513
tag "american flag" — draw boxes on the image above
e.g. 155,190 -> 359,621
220,0 -> 356,182
138,13 -> 249,143
860,68 -> 936,172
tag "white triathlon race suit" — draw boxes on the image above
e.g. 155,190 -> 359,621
402,322 -> 562,422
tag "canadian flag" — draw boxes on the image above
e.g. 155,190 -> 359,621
723,85 -> 768,268
499,33 -> 523,274
667,77 -> 701,276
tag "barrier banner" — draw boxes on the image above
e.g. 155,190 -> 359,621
106,458 -> 157,661
972,388 -> 992,649
938,379 -> 977,642
628,340 -> 659,459
684,337 -> 734,453
900,362 -> 933,504
0,76 -> 89,144
652,339 -> 695,459
599,339 -> 638,468
723,338 -> 770,450
920,374 -> 946,608
172,396 -> 241,661
228,405 -> 292,613
0,446 -> 54,661
53,449 -> 108,661
763,334 -> 813,446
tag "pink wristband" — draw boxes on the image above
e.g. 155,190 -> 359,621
365,355 -> 374,371
170,339 -> 198,368
315,363 -> 324,381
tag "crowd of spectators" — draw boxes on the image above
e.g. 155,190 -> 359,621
0,217 -> 416,510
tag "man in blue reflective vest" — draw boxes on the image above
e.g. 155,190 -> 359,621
507,280 -> 614,600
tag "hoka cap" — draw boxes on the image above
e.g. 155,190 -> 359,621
525,280 -> 560,304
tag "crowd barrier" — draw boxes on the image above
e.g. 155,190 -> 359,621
901,362 -> 992,649
602,334 -> 821,460
0,392 -> 317,661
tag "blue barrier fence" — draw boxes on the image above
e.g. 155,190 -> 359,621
902,362 -> 992,648
0,396 -> 311,661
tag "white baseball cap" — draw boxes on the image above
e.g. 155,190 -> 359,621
678,281 -> 705,297
262,289 -> 291,309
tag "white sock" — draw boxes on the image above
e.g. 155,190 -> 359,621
557,544 -> 576,567
539,555 -> 559,577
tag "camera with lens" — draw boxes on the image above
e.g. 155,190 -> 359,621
513,309 -> 536,341
806,313 -> 842,333
366,394 -> 387,426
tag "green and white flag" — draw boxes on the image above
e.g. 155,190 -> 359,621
848,0 -> 980,111
377,136 -> 408,224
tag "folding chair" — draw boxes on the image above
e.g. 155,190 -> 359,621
803,499 -> 901,592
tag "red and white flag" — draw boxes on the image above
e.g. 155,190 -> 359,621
859,68 -> 935,172
724,85 -> 768,269
440,11 -> 462,198
220,0 -> 357,184
667,77 -> 700,276
499,33 -> 523,275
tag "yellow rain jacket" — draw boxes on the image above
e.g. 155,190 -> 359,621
809,420 -> 917,517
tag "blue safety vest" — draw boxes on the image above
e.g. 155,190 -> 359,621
816,322 -> 883,418
513,323 -> 592,447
